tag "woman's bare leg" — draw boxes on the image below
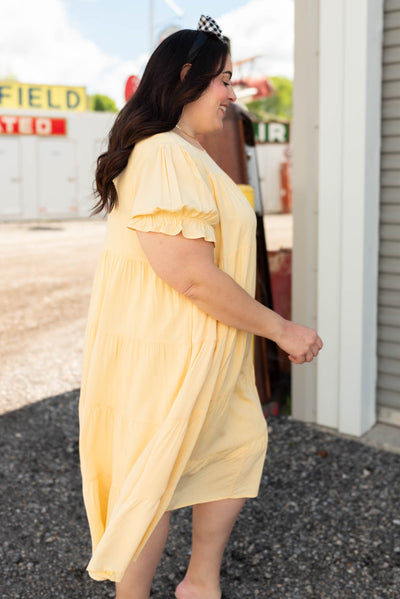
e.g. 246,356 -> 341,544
115,511 -> 171,599
175,497 -> 246,599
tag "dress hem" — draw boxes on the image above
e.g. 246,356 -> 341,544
87,492 -> 259,583
168,491 -> 259,513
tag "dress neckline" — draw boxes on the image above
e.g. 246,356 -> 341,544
170,130 -> 207,153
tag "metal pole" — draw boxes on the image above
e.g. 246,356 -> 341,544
149,0 -> 154,52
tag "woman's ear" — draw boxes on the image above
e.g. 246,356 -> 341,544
180,63 -> 192,82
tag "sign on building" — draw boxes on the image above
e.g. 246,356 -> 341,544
253,121 -> 290,144
0,82 -> 87,112
0,115 -> 67,136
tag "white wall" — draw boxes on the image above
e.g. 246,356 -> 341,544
292,0 -> 383,436
0,109 -> 115,220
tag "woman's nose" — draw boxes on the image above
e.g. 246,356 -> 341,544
228,85 -> 237,103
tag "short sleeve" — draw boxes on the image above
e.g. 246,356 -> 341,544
125,140 -> 219,243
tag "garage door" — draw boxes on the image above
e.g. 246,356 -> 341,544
37,138 -> 78,217
0,138 -> 21,217
377,0 -> 400,425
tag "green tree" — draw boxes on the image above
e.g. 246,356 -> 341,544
89,94 -> 118,112
245,76 -> 292,121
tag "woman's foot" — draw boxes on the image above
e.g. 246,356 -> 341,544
175,577 -> 221,599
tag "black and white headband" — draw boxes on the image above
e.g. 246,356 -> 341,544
187,15 -> 226,62
197,15 -> 224,42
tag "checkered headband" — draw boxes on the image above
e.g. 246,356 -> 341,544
197,15 -> 224,42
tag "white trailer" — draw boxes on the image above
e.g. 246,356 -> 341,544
0,109 -> 115,221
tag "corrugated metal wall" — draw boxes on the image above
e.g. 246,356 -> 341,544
377,0 -> 400,424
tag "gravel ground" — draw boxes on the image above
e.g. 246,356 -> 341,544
1,391 -> 399,599
0,220 -> 106,415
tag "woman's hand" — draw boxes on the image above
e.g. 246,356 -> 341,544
275,320 -> 323,364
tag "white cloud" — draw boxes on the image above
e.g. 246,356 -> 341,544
218,0 -> 294,79
0,0 -> 293,111
0,0 -> 148,107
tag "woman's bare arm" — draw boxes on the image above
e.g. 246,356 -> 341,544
136,231 -> 323,364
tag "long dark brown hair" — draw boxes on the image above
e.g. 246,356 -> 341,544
93,29 -> 229,215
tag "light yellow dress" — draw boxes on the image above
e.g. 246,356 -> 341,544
79,131 -> 268,582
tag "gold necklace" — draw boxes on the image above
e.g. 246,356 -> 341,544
175,124 -> 198,141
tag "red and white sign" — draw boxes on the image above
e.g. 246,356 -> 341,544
0,115 -> 67,136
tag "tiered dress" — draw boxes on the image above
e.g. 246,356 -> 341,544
79,131 -> 268,582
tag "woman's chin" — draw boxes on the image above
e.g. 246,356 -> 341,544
212,119 -> 225,132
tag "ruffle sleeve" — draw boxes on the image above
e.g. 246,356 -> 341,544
124,139 -> 219,243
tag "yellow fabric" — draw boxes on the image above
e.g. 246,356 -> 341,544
79,131 -> 268,583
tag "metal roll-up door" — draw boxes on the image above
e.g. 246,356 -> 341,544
377,0 -> 400,425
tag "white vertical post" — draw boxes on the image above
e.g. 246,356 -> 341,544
316,0 -> 383,435
316,0 -> 345,429
291,0 -> 320,423
293,0 -> 383,436
336,0 -> 383,435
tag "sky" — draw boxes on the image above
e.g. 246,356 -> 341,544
1,0 -> 294,108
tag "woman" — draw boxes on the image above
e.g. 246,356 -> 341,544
79,16 -> 323,599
